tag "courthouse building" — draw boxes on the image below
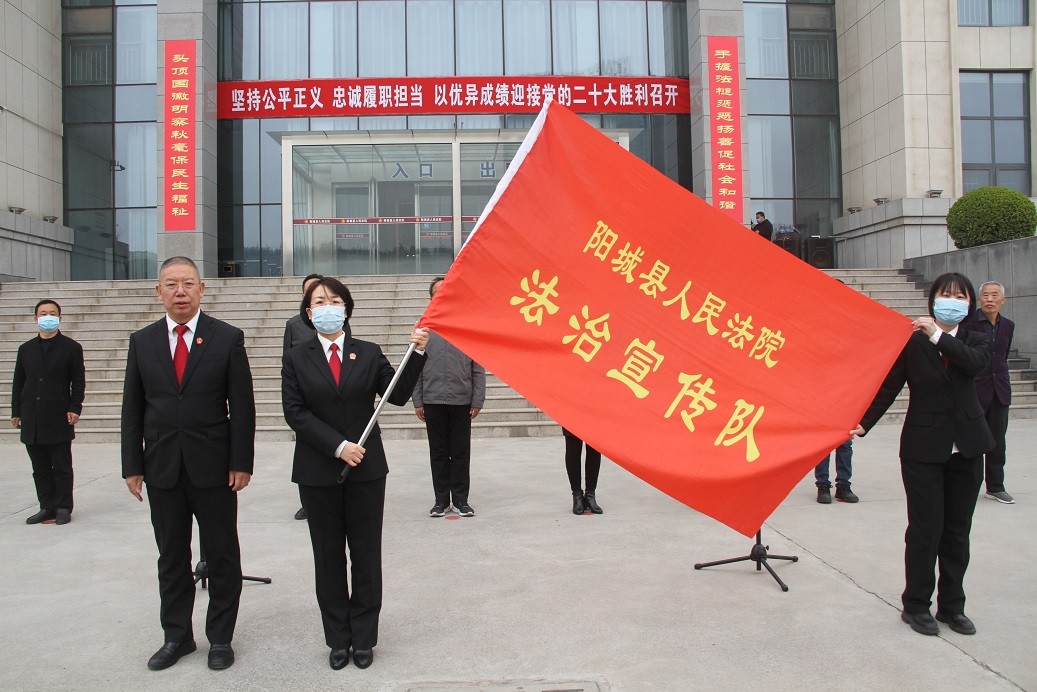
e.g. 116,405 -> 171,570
0,0 -> 1033,282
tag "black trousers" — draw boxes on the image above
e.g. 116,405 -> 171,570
900,453 -> 983,615
563,428 -> 600,494
147,467 -> 242,645
300,478 -> 386,651
982,399 -> 1010,492
423,404 -> 472,505
25,442 -> 74,511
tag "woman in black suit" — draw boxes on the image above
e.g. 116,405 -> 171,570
854,272 -> 993,637
281,276 -> 427,670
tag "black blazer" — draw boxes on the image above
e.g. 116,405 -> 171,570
121,312 -> 256,489
11,333 -> 85,445
283,313 -> 317,355
962,314 -> 1014,407
860,329 -> 994,463
282,334 -> 426,486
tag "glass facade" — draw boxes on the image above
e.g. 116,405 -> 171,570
960,72 -> 1031,194
63,1 -> 159,280
216,0 -> 691,276
745,0 -> 841,238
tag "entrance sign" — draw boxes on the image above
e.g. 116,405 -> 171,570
218,76 -> 689,118
163,40 -> 197,232
420,100 -> 912,537
707,36 -> 744,223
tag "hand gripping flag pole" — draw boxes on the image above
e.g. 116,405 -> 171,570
337,341 -> 417,484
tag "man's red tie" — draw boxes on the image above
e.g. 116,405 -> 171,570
329,343 -> 342,386
173,324 -> 189,384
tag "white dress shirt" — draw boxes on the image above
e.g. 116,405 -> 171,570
165,311 -> 201,358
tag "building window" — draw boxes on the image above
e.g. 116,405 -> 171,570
960,72 -> 1031,194
958,0 -> 1027,26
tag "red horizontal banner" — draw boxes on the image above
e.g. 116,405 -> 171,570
218,76 -> 690,119
295,216 -> 479,225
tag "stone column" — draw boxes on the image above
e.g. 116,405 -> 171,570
156,0 -> 219,277
687,1 -> 747,219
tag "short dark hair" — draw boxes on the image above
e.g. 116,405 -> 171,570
300,276 -> 355,329
160,256 -> 200,273
429,276 -> 446,297
34,299 -> 61,316
755,211 -> 765,217
928,272 -> 977,322
302,273 -> 322,286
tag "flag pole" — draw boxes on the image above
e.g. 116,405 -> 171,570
337,341 -> 418,484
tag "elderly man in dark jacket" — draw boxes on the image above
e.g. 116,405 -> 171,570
962,281 -> 1016,504
11,299 -> 85,525
413,277 -> 486,518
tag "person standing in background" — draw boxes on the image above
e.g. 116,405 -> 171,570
413,277 -> 486,518
11,299 -> 85,526
962,281 -> 1016,504
284,273 -> 323,520
752,211 -> 774,241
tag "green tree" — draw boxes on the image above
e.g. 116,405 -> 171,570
946,186 -> 1036,249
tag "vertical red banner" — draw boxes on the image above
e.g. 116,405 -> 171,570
707,36 -> 743,223
163,40 -> 196,232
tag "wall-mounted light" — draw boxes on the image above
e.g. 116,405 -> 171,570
926,189 -> 943,198
847,206 -> 862,214
43,215 -> 58,223
8,206 -> 25,214
110,160 -> 126,172
873,197 -> 888,205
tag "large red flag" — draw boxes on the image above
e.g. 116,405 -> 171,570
421,101 -> 912,536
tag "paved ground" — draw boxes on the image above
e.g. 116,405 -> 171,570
1,420 -> 1033,691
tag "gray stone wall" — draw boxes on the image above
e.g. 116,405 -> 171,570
0,209 -> 73,284
0,0 -> 69,281
903,235 -> 1037,362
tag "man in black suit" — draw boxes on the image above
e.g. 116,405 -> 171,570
121,256 -> 256,671
752,211 -> 774,241
283,273 -> 321,520
11,299 -> 85,526
962,281 -> 1016,504
856,273 -> 993,637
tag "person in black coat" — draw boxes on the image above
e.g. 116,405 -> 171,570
281,276 -> 428,671
11,299 -> 85,525
752,211 -> 774,241
854,272 -> 993,638
121,256 -> 256,672
962,281 -> 1016,504
284,273 -> 322,520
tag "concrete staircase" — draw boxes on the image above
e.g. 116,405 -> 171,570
1,269 -> 1034,442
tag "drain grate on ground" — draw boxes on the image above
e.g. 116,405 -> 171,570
394,680 -> 604,692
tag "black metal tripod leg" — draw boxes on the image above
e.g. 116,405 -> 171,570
242,574 -> 272,584
694,555 -> 754,569
767,554 -> 798,562
759,558 -> 790,592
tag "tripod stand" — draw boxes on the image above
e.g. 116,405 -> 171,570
193,545 -> 271,588
694,529 -> 798,592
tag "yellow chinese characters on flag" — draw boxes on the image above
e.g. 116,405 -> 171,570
420,101 -> 912,537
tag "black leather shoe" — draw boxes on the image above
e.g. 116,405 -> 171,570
25,509 -> 56,525
207,644 -> 234,670
352,648 -> 374,669
901,610 -> 939,636
936,611 -> 976,635
147,640 -> 197,670
294,507 -> 307,520
55,509 -> 72,525
572,492 -> 585,515
583,493 -> 603,514
329,648 -> 350,670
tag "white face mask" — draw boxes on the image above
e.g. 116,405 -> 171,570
310,305 -> 346,334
